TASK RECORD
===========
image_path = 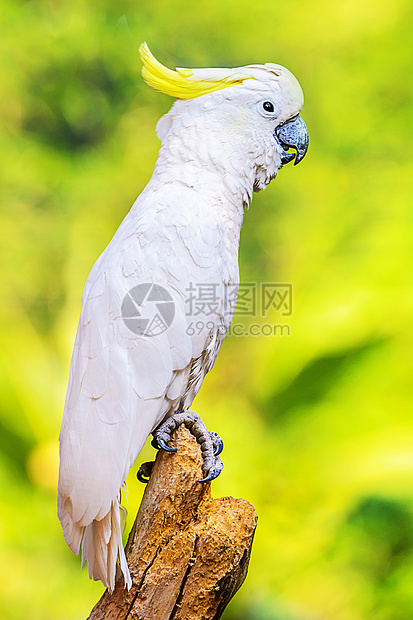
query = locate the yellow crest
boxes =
[139,43,253,99]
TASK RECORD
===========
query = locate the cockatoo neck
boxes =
[151,94,282,213]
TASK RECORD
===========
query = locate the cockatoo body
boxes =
[58,44,308,591]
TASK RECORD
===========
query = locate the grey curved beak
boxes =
[274,115,309,166]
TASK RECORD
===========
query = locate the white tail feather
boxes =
[59,495,131,592]
[81,500,132,592]
[58,495,84,555]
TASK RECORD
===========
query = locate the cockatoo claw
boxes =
[199,455,224,483]
[210,431,224,456]
[152,410,224,483]
[156,436,178,453]
[137,460,155,483]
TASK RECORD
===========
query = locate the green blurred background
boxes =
[1,0,412,618]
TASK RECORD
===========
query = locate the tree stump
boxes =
[88,425,258,619]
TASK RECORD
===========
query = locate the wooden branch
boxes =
[88,425,258,620]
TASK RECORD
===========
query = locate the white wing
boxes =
[58,183,238,590]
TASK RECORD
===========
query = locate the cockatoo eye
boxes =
[259,100,278,118]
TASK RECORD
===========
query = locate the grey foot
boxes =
[137,460,154,484]
[153,410,224,483]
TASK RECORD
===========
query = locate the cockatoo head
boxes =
[139,44,309,197]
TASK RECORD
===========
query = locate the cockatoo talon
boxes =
[137,460,155,483]
[156,437,178,453]
[199,456,224,483]
[210,431,224,456]
[153,410,224,482]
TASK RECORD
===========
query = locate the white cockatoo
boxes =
[58,43,309,591]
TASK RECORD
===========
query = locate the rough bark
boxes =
[88,425,258,620]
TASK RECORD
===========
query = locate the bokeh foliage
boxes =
[1,0,412,618]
